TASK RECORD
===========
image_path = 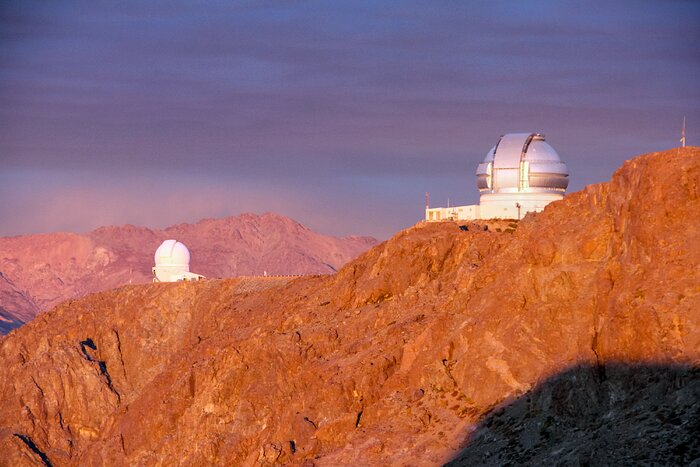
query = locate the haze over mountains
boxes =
[0,148,697,465]
[0,213,377,334]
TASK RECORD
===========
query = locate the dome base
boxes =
[479,192,564,219]
[425,192,563,222]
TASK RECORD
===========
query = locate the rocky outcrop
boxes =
[0,213,377,334]
[0,147,698,465]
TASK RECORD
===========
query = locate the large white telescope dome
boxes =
[152,239,204,282]
[476,133,569,194]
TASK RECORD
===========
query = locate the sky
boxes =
[1,1,698,239]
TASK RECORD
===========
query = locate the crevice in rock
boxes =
[18,345,28,365]
[231,346,247,368]
[98,361,118,397]
[591,289,607,384]
[80,338,97,361]
[113,328,128,382]
[79,338,121,402]
[348,265,358,307]
[188,371,196,399]
[13,433,53,467]
[591,331,607,382]
[355,410,363,428]
[30,376,45,398]
[303,416,317,429]
[289,440,296,454]
[442,358,458,386]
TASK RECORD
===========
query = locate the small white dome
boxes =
[154,239,190,268]
[153,240,191,282]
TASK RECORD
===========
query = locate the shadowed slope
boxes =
[446,363,700,466]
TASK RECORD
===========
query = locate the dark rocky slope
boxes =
[447,363,700,465]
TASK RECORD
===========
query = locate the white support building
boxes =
[426,133,569,221]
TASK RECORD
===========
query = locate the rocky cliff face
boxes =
[0,148,698,466]
[0,213,377,334]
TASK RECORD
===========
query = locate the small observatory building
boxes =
[426,133,569,221]
[152,239,205,282]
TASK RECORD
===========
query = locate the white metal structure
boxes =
[152,239,205,282]
[681,117,686,147]
[426,133,569,221]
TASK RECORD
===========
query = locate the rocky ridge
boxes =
[0,147,698,465]
[0,213,377,334]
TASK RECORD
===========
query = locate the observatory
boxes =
[152,239,205,282]
[426,133,569,221]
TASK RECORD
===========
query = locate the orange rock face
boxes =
[0,148,698,466]
[0,213,377,333]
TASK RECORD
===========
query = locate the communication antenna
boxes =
[425,191,429,209]
[680,116,686,148]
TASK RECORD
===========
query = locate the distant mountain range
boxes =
[0,212,377,334]
[0,148,698,465]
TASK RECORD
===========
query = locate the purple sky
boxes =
[1,1,698,239]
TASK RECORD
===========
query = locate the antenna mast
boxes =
[425,191,429,209]
[681,116,686,148]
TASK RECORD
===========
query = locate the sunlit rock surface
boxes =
[0,148,698,465]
